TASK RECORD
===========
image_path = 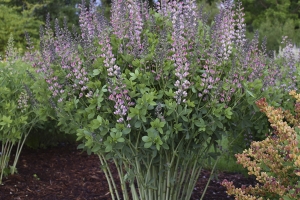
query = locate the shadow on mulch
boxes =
[0,144,256,200]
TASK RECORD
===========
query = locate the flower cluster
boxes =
[126,0,144,56]
[78,3,95,41]
[212,3,235,61]
[222,92,300,199]
[111,0,148,57]
[280,37,298,91]
[5,34,18,63]
[100,36,134,123]
[198,59,220,98]
[170,1,193,104]
[234,1,246,47]
[111,0,129,40]
[17,92,30,113]
[33,13,94,102]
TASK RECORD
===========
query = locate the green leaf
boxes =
[93,69,100,76]
[282,196,293,200]
[117,138,125,142]
[186,100,195,107]
[222,83,230,91]
[116,132,122,138]
[110,132,116,138]
[135,121,142,128]
[181,115,189,122]
[144,142,152,148]
[165,89,174,97]
[195,119,206,128]
[77,143,85,149]
[1,116,12,125]
[156,143,160,150]
[105,145,112,152]
[174,123,183,133]
[225,107,233,119]
[246,89,255,98]
[132,59,141,67]
[215,120,223,129]
[142,136,150,142]
[141,116,147,122]
[91,145,100,152]
[122,128,131,134]
[74,97,79,109]
[162,143,169,150]
[88,112,95,119]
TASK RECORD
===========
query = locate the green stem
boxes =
[106,158,121,200]
[0,140,14,184]
[184,159,201,200]
[11,118,37,175]
[98,154,119,200]
[130,183,139,200]
[200,155,221,200]
[179,160,191,199]
[145,154,155,200]
[134,155,143,200]
[165,151,170,200]
[188,165,203,197]
[169,153,180,199]
[0,141,9,184]
[113,158,129,200]
[158,154,163,200]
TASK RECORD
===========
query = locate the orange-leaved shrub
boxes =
[222,90,300,200]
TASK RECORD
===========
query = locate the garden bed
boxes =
[0,144,257,200]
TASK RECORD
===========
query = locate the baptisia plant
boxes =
[29,0,259,199]
[0,35,45,184]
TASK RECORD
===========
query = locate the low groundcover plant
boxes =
[222,90,300,199]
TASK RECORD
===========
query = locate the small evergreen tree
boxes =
[0,2,43,55]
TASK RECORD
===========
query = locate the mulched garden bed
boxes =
[0,144,257,200]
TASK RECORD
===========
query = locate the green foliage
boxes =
[242,0,300,50]
[0,0,84,56]
[25,120,77,149]
[0,58,36,183]
[26,0,82,30]
[30,3,248,199]
[29,0,300,198]
[0,1,43,55]
[16,0,300,199]
[0,36,57,183]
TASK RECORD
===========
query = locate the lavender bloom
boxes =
[17,92,30,113]
[111,0,147,57]
[234,1,246,48]
[78,2,96,42]
[111,0,129,40]
[281,38,297,91]
[170,1,194,104]
[100,36,134,123]
[211,0,236,62]
[32,12,95,102]
[5,34,18,62]
[127,0,144,53]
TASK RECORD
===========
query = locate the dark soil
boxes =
[0,144,257,200]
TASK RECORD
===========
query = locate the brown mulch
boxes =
[0,144,257,200]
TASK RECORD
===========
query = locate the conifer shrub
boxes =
[222,90,300,200]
